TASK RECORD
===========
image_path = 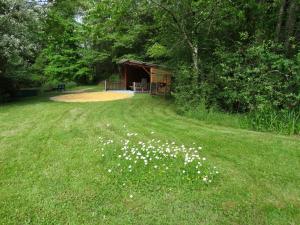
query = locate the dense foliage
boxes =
[0,0,44,99]
[0,0,299,133]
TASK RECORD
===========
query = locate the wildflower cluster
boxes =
[99,131,219,184]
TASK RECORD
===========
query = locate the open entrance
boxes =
[125,66,150,90]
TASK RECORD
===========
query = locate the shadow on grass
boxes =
[0,92,65,107]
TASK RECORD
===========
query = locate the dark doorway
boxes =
[125,66,150,90]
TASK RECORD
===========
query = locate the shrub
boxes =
[173,42,300,134]
[41,79,61,92]
[214,41,300,113]
[108,74,121,82]
[65,81,77,89]
[173,64,201,113]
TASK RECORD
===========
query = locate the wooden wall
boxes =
[150,68,172,95]
[150,68,171,84]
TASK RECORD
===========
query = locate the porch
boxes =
[104,80,150,93]
[104,60,172,96]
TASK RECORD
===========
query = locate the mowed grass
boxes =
[0,93,299,225]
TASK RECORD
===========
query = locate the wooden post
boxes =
[133,82,136,92]
[105,80,107,91]
[150,68,152,95]
[124,66,128,90]
[164,75,167,97]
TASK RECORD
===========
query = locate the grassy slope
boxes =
[0,94,299,225]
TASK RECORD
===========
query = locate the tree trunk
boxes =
[192,45,199,75]
[0,56,6,77]
[296,18,300,43]
[284,0,299,53]
[275,0,287,42]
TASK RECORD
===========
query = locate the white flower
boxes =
[151,131,155,134]
[197,171,201,174]
[108,169,112,173]
[129,194,133,198]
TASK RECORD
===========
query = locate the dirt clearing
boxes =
[50,91,134,102]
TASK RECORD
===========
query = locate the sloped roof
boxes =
[118,59,160,68]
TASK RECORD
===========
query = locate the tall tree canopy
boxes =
[0,0,44,97]
[0,0,299,133]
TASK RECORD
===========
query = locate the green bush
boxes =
[214,41,300,113]
[65,81,77,89]
[108,74,121,82]
[173,42,300,134]
[41,80,61,91]
[173,65,201,113]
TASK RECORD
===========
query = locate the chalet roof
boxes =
[118,59,160,68]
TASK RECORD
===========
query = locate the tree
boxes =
[34,0,95,84]
[151,0,245,74]
[85,0,157,79]
[0,0,44,99]
[275,0,300,54]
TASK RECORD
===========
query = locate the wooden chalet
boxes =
[105,60,172,96]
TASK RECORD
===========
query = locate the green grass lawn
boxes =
[0,93,299,225]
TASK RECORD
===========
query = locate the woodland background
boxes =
[0,0,299,134]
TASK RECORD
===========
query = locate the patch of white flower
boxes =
[126,132,138,137]
[99,137,114,146]
[99,130,219,184]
